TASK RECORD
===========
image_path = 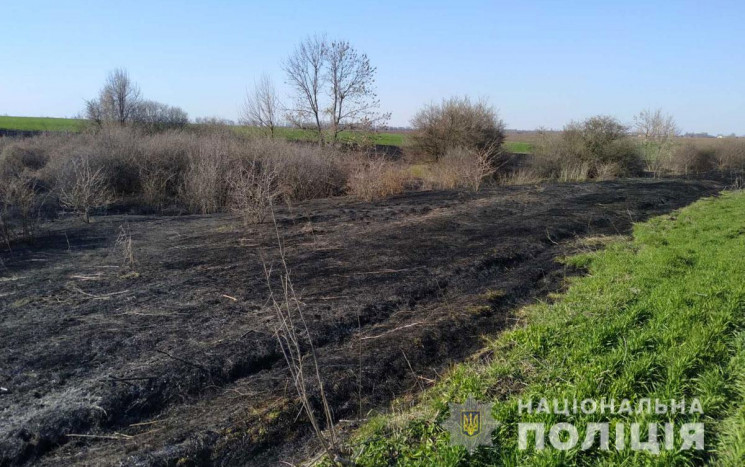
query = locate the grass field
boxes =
[503,141,532,154]
[0,116,541,153]
[350,190,745,465]
[233,126,409,146]
[0,115,87,132]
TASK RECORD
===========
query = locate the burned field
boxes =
[0,179,722,466]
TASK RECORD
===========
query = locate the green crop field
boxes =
[234,126,409,147]
[0,115,87,132]
[349,190,745,465]
[0,116,535,153]
[504,141,533,154]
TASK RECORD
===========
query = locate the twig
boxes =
[360,322,423,341]
[401,349,424,392]
[129,420,163,427]
[68,285,129,300]
[66,433,132,440]
[545,228,558,245]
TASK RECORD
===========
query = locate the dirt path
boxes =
[0,179,721,466]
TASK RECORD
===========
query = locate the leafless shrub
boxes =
[0,176,42,246]
[262,217,345,464]
[669,143,716,175]
[715,138,745,171]
[228,159,283,224]
[411,96,505,159]
[728,175,744,191]
[179,136,231,214]
[114,224,135,269]
[346,157,409,201]
[58,156,113,223]
[252,139,347,201]
[136,132,191,209]
[0,144,50,176]
[595,162,621,181]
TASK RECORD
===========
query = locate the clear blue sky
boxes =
[2,0,743,134]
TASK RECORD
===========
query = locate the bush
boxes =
[57,156,113,223]
[426,147,496,191]
[562,116,643,176]
[346,157,409,201]
[411,96,505,159]
[179,135,231,214]
[0,145,49,176]
[670,143,716,175]
[228,158,283,224]
[0,175,42,245]
[527,117,642,180]
[715,138,745,171]
[255,139,347,201]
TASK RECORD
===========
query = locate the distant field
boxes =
[0,115,87,132]
[503,141,532,154]
[234,126,409,147]
[0,116,539,153]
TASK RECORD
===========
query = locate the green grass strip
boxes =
[351,191,745,466]
[0,115,87,132]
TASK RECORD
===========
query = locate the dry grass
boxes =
[114,224,136,269]
[424,146,497,191]
[347,157,409,201]
[498,168,544,186]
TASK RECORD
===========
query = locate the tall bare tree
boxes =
[326,40,386,143]
[634,109,678,143]
[634,109,678,176]
[242,74,282,138]
[284,35,386,146]
[284,35,328,145]
[86,68,142,126]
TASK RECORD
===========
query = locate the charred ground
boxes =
[0,178,722,466]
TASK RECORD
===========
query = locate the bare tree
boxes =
[284,35,328,145]
[326,40,387,143]
[284,35,386,146]
[242,74,282,138]
[134,100,189,132]
[634,109,678,143]
[634,109,678,176]
[86,69,142,126]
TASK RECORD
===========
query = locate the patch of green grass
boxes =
[504,141,533,154]
[233,126,408,147]
[0,115,87,132]
[350,191,745,465]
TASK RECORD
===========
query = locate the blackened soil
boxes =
[0,179,722,466]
